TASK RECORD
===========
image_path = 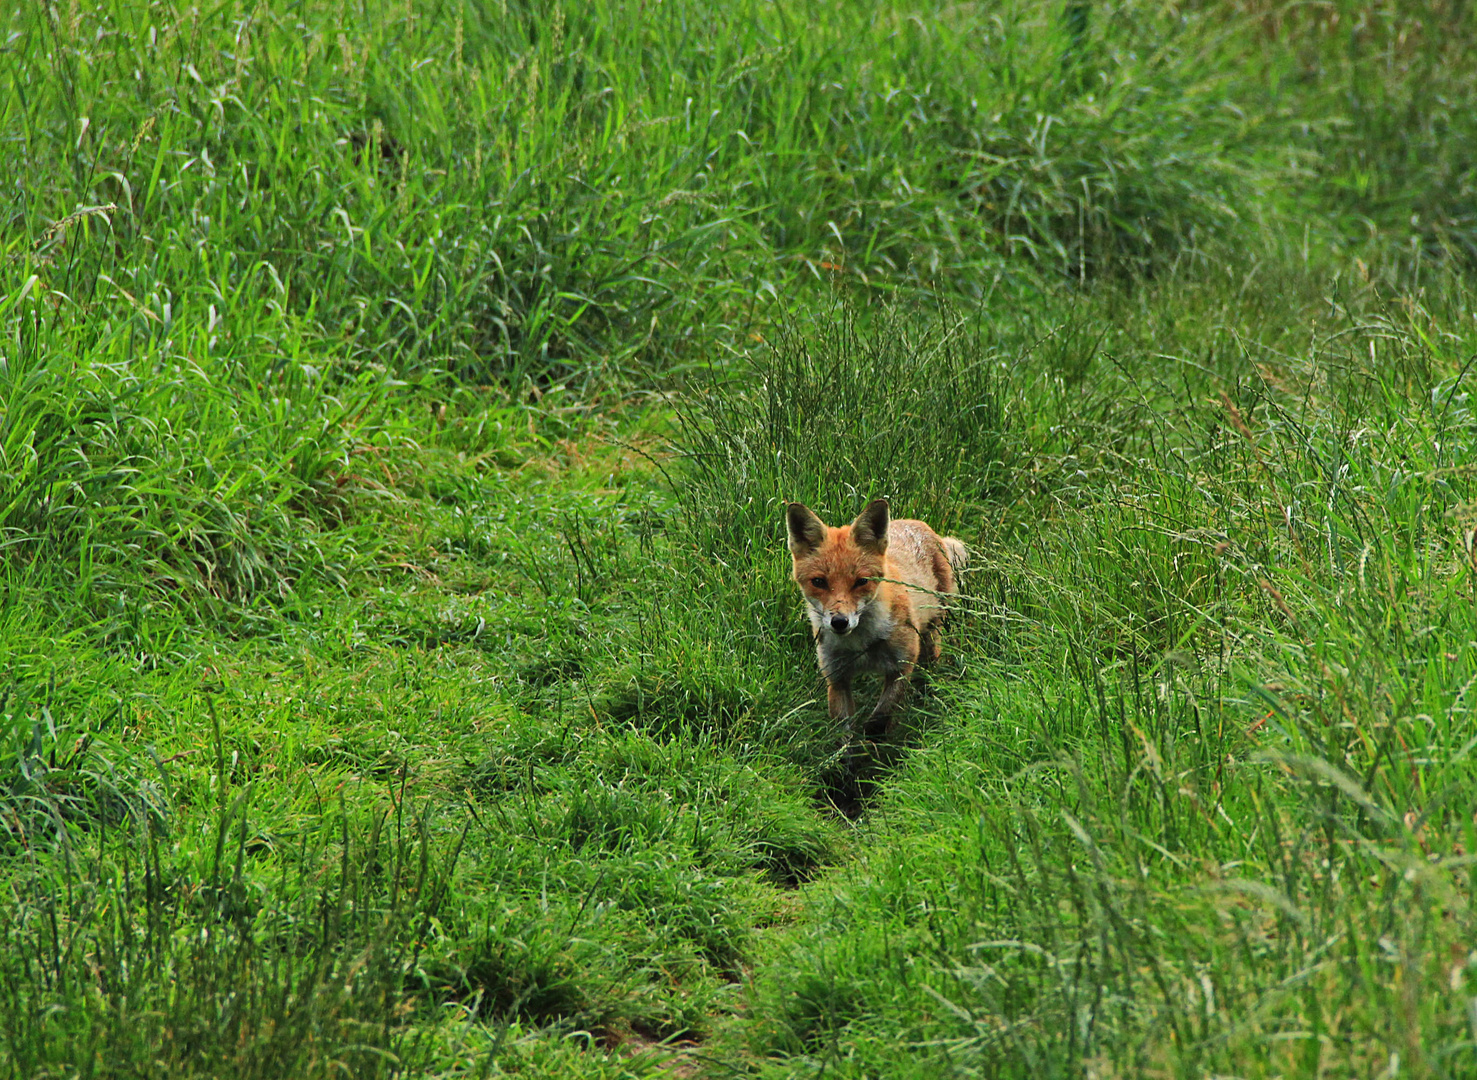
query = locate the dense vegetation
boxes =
[5,0,1477,1075]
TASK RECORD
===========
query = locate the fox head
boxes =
[786,499,890,636]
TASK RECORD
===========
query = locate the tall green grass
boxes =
[6,0,1477,1076]
[1251,0,1477,267]
[4,0,1296,398]
[675,303,1011,563]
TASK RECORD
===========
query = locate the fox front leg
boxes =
[827,679,857,727]
[861,665,914,739]
[819,643,858,731]
[863,628,920,739]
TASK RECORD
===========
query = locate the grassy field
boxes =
[5,0,1477,1075]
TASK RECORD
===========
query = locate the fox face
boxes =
[795,555,884,635]
[786,500,889,637]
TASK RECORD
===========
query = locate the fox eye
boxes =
[809,576,828,589]
[855,576,871,588]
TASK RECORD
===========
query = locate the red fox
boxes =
[786,499,968,739]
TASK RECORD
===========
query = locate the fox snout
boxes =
[807,592,869,637]
[826,610,858,635]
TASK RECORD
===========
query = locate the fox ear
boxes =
[786,502,827,555]
[851,499,890,551]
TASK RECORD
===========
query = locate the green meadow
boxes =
[5,0,1477,1075]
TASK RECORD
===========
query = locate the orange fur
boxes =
[786,499,968,739]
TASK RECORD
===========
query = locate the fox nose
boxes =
[829,614,850,634]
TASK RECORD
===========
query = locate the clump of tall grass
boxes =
[0,792,447,1079]
[0,692,164,848]
[0,336,393,616]
[934,1,1278,278]
[674,303,1011,573]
